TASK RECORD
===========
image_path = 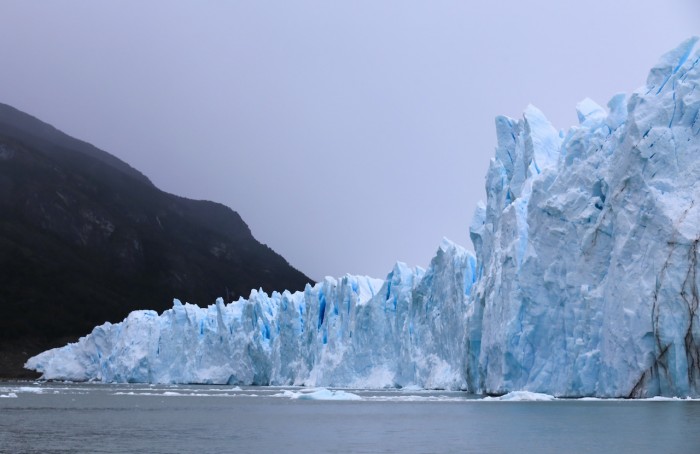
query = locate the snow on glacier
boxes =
[26,37,700,397]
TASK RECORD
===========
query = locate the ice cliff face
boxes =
[469,37,700,397]
[27,38,700,397]
[27,240,476,390]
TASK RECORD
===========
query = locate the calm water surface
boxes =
[1,382,700,453]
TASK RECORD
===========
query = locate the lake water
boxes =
[1,382,700,453]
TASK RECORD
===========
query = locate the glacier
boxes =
[27,239,476,390]
[26,37,700,397]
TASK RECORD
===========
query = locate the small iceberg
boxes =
[483,391,556,401]
[275,388,363,401]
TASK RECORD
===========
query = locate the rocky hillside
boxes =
[0,103,312,378]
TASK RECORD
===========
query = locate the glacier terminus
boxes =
[26,37,700,398]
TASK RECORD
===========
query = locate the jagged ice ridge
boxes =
[27,240,475,389]
[27,38,700,397]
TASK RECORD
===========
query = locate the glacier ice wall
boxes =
[469,37,700,397]
[27,240,476,389]
[26,38,700,397]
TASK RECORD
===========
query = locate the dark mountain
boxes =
[0,103,312,378]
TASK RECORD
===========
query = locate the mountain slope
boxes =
[0,103,312,378]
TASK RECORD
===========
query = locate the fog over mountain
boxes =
[0,1,697,280]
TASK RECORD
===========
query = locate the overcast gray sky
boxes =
[0,1,698,280]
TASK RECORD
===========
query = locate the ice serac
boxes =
[470,36,700,397]
[26,38,700,398]
[27,240,476,389]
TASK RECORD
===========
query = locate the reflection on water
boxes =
[1,382,700,453]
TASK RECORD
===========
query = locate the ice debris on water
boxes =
[25,37,700,398]
[275,388,363,401]
[482,391,556,402]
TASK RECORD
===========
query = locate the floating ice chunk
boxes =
[279,388,363,401]
[14,387,44,394]
[399,384,425,392]
[483,391,556,402]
